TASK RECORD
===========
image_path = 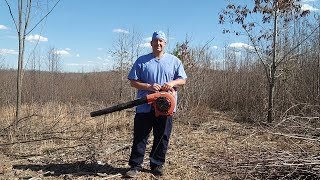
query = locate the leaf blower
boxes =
[90,87,176,117]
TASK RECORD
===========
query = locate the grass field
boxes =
[0,103,319,179]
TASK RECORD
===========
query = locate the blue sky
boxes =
[0,0,319,72]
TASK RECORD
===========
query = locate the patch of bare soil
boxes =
[0,105,319,179]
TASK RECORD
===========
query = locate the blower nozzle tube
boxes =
[90,97,148,117]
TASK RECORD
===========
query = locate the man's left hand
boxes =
[162,82,174,91]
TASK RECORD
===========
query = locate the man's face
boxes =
[151,38,166,53]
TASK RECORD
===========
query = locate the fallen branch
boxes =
[270,132,320,142]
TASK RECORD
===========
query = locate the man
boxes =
[125,31,187,177]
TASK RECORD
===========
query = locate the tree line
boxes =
[1,0,319,124]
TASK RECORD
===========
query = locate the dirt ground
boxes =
[0,107,319,180]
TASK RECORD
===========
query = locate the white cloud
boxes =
[301,4,319,11]
[26,34,48,43]
[66,63,93,67]
[0,25,9,30]
[113,28,129,34]
[97,48,104,51]
[66,61,107,67]
[0,48,18,55]
[229,42,254,50]
[212,45,218,49]
[144,37,152,42]
[65,57,115,72]
[139,42,151,48]
[54,50,70,56]
[76,54,80,57]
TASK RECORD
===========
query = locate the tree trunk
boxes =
[267,72,275,123]
[317,23,320,102]
[15,0,24,130]
[267,3,278,123]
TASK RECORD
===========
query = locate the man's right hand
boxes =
[148,83,161,92]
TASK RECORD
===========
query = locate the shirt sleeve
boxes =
[174,60,187,80]
[128,60,140,80]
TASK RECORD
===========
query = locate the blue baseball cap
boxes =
[152,31,167,42]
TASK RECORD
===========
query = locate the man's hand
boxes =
[148,83,162,92]
[161,82,174,91]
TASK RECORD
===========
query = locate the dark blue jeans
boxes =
[128,111,173,169]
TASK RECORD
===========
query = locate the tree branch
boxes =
[276,23,320,66]
[4,0,18,32]
[26,0,61,35]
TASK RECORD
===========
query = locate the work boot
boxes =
[124,168,139,178]
[151,165,163,176]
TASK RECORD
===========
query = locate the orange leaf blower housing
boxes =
[90,87,176,117]
[146,87,175,116]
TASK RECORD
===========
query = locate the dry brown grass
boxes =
[0,103,319,179]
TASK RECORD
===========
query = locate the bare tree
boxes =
[47,47,61,102]
[110,29,142,101]
[111,32,129,100]
[47,47,61,73]
[4,0,61,130]
[219,0,311,123]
